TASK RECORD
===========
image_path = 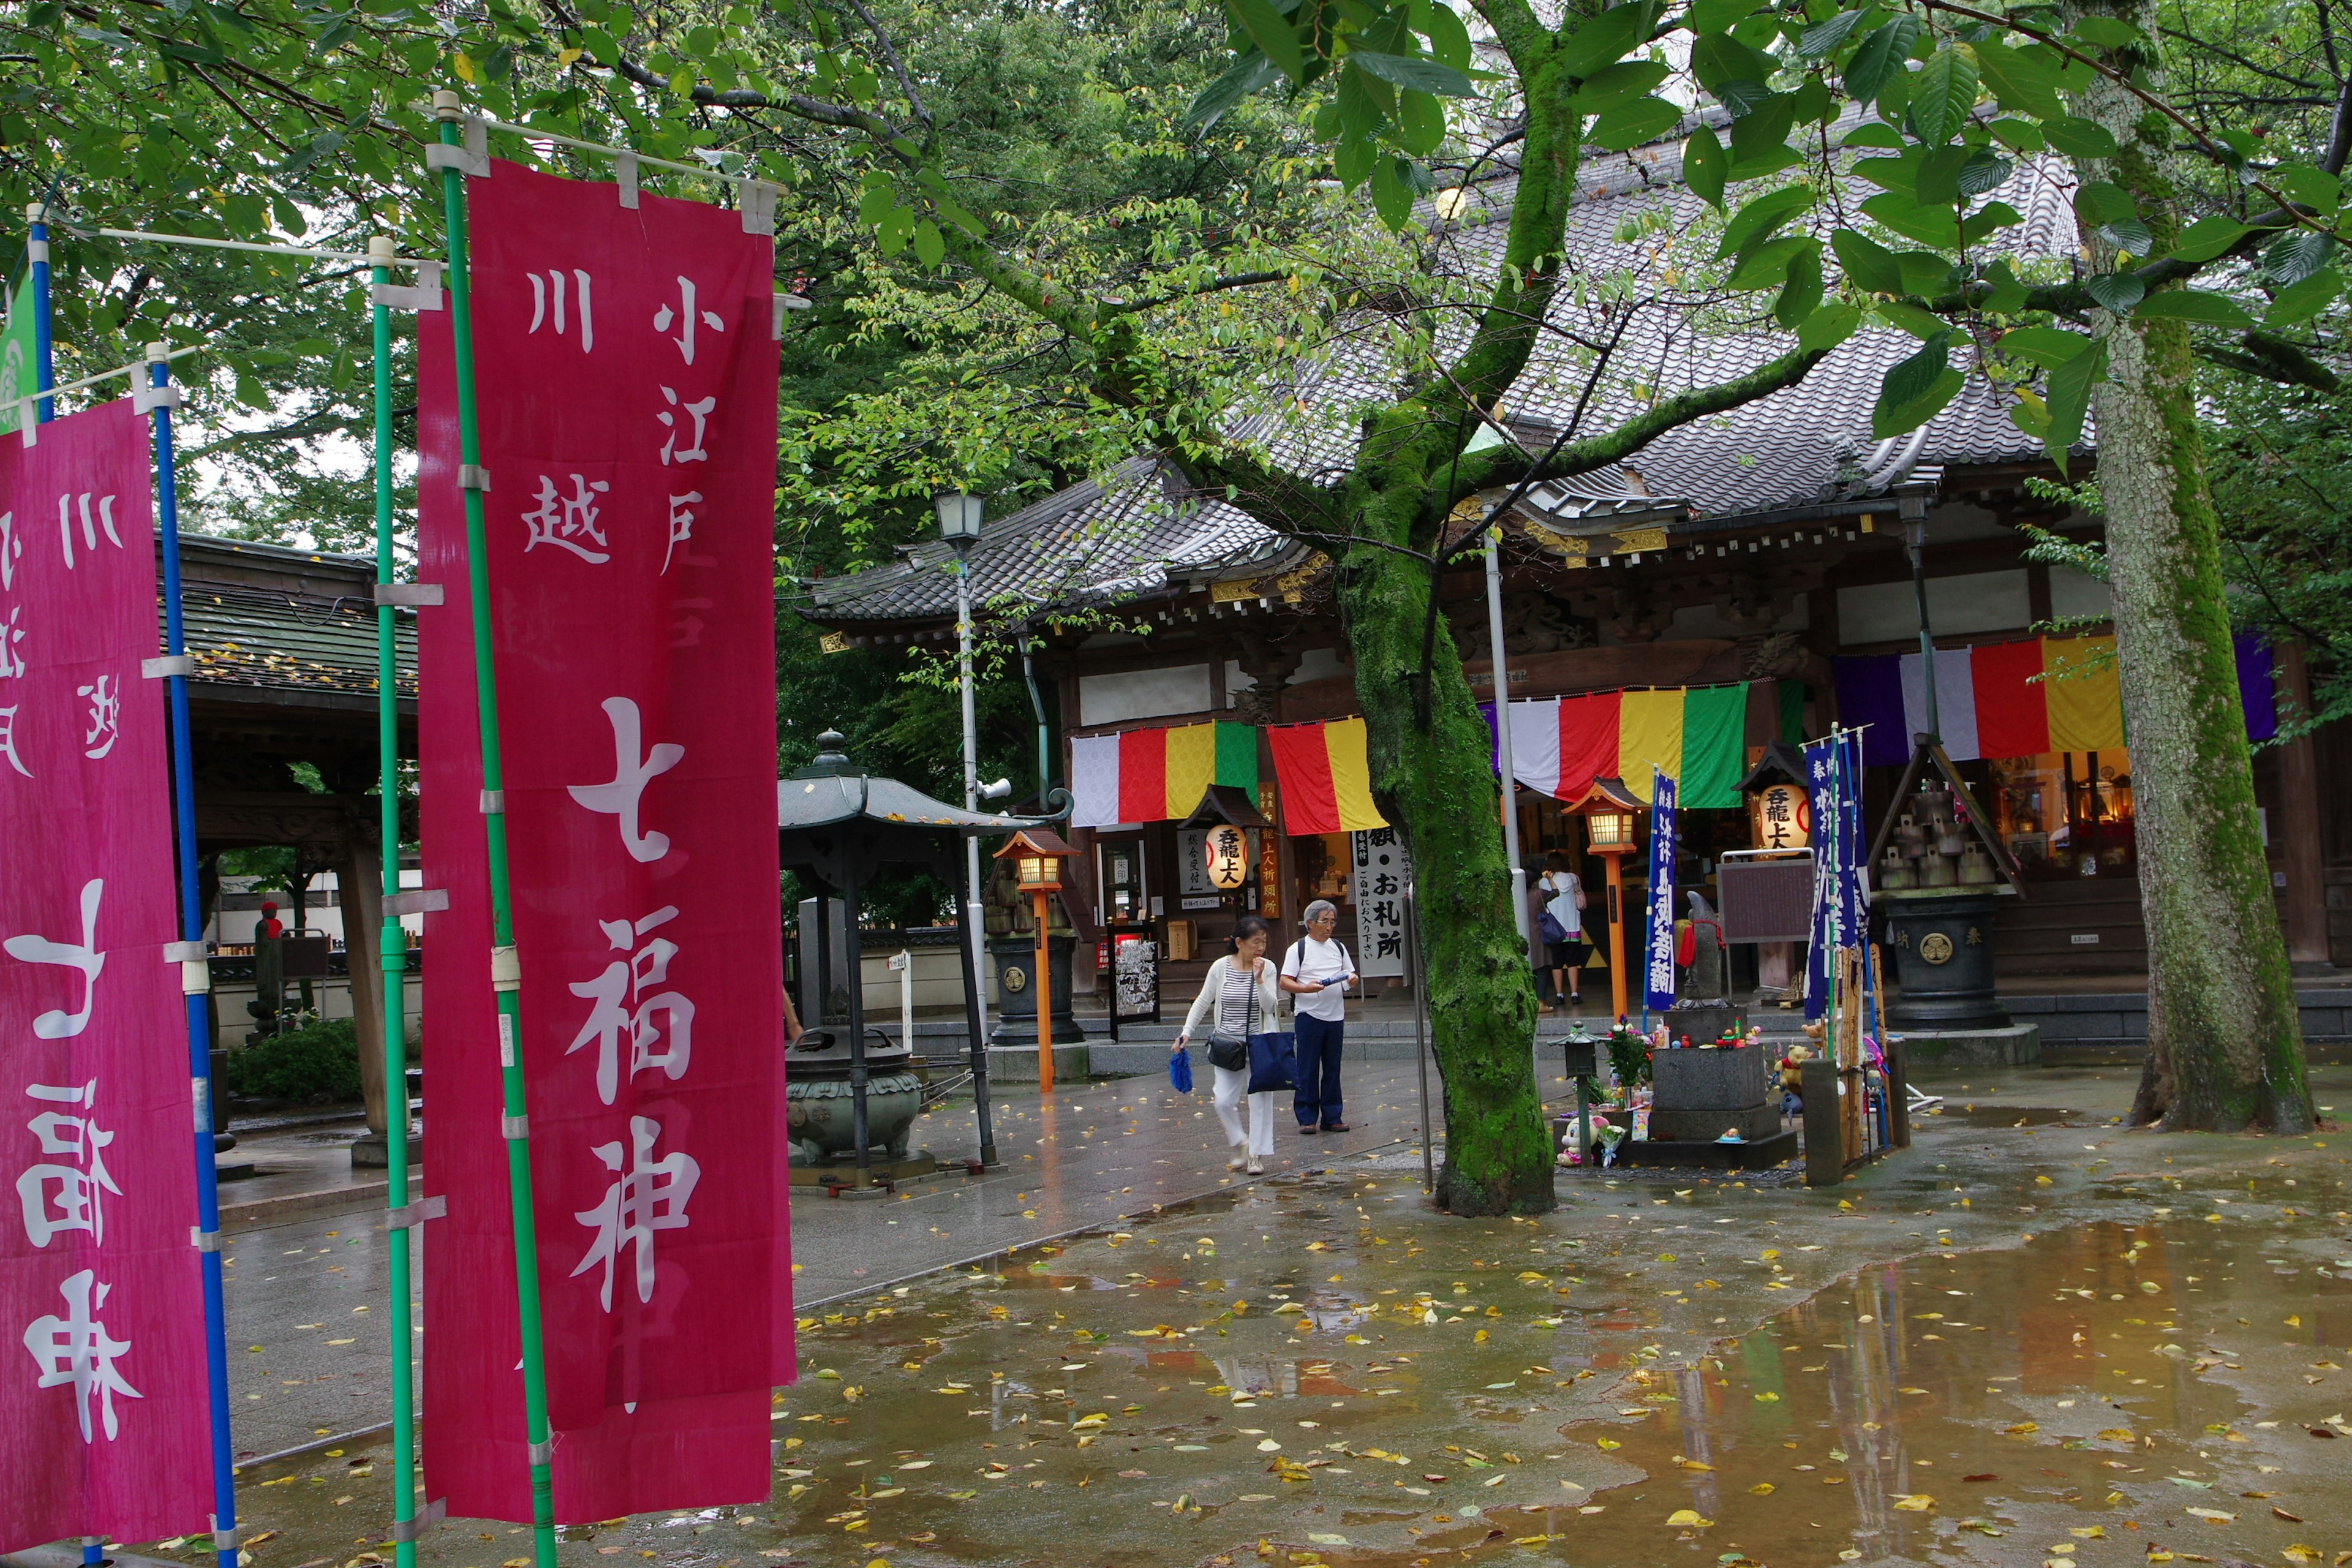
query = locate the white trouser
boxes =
[1213,1064,1278,1156]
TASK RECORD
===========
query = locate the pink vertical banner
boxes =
[0,400,213,1549]
[419,161,792,1523]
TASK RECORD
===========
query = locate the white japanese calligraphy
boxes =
[0,707,26,778]
[526,268,595,352]
[56,494,120,571]
[656,388,714,466]
[663,492,701,575]
[77,674,119,760]
[566,905,695,1105]
[4,878,104,1039]
[23,1269,140,1442]
[652,277,725,366]
[570,1115,699,1311]
[17,1080,118,1247]
[520,473,613,565]
[0,606,24,679]
[567,698,683,863]
[0,510,20,590]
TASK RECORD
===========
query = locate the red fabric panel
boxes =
[1969,638,2049,757]
[1268,723,1340,834]
[1556,690,1623,802]
[419,161,788,1525]
[1117,728,1167,823]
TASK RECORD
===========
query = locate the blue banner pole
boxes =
[145,342,240,1568]
[28,200,53,423]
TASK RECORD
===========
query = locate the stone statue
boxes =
[1678,890,1727,1004]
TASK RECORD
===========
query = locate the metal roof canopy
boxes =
[775,729,1072,1183]
[1178,783,1270,831]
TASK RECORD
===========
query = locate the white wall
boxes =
[1080,663,1213,725]
[1837,568,2031,646]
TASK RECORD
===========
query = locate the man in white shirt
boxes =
[1280,900,1358,1133]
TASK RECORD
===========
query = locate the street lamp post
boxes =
[1901,494,1939,744]
[937,489,989,1050]
[1483,521,1528,947]
[1577,779,1646,1024]
[996,829,1074,1093]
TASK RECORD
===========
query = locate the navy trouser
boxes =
[1294,1014,1345,1127]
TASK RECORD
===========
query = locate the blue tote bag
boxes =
[1169,1046,1194,1093]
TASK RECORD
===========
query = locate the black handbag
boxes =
[1206,960,1257,1071]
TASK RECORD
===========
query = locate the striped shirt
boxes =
[1216,961,1260,1038]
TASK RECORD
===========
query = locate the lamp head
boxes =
[979,777,1013,802]
[934,490,984,549]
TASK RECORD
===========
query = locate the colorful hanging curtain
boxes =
[1493,684,1750,808]
[1267,717,1387,834]
[1069,720,1259,829]
[1832,635,2277,763]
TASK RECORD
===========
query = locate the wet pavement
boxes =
[80,1065,2352,1568]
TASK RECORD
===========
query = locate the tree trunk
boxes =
[1338,507,1555,1215]
[2070,0,2311,1133]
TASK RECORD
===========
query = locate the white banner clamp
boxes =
[390,1499,448,1543]
[616,150,641,209]
[458,464,491,492]
[374,582,445,608]
[424,119,490,178]
[739,179,778,235]
[17,402,36,446]
[143,654,194,679]
[191,1227,222,1253]
[527,1438,555,1466]
[479,788,505,814]
[382,1194,448,1232]
[502,1113,530,1141]
[130,382,184,415]
[490,944,522,991]
[193,1075,211,1134]
[386,888,448,918]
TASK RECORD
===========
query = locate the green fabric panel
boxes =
[1679,683,1750,807]
[1215,720,1260,794]
[1779,679,1809,746]
[0,273,36,436]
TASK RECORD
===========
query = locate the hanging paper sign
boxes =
[1750,780,1811,850]
[418,161,790,1523]
[0,401,212,1549]
[1202,824,1250,890]
[1350,827,1410,978]
[1644,769,1679,1014]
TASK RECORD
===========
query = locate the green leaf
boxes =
[858,182,895,225]
[1684,124,1728,209]
[2129,289,2253,328]
[1796,7,1870,59]
[2262,229,2334,287]
[1336,63,1387,140]
[1224,0,1304,82]
[2084,271,2144,313]
[1910,45,1979,145]
[1728,92,1797,170]
[2162,214,2252,265]
[1558,2,1656,80]
[1860,190,1964,248]
[1988,118,2046,153]
[1775,241,1825,325]
[1913,143,1969,206]
[1899,251,1957,295]
[1370,153,1414,229]
[2266,266,2343,326]
[1591,94,1681,149]
[1997,325,2090,368]
[1728,233,1812,289]
[1842,119,1905,149]
[1689,31,1776,91]
[2273,163,2343,213]
[1798,301,1863,353]
[1841,15,1921,103]
[1967,39,2062,119]
[1684,0,1760,34]
[2072,180,2135,226]
[1571,58,1671,113]
[1348,47,1479,96]
[2041,115,2118,159]
[936,198,987,237]
[1425,0,1472,69]
[1716,183,1811,259]
[1335,130,1378,189]
[1397,87,1446,153]
[1831,227,1905,293]
[1978,258,2030,314]
[2008,388,2049,441]
[912,219,945,266]
[1877,299,1948,339]
[1186,51,1282,129]
[2043,331,2108,473]
[2067,15,2144,48]
[1873,332,1964,437]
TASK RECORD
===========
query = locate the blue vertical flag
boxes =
[1644,767,1679,1014]
[1803,739,1838,1021]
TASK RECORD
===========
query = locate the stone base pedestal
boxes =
[1890,1023,2041,1067]
[1651,1045,1771,1109]
[1649,1102,1784,1144]
[349,1130,421,1169]
[1664,1003,1747,1043]
[1620,1129,1798,1169]
[987,1042,1090,1084]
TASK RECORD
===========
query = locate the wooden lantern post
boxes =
[995,828,1074,1093]
[1575,778,1647,1024]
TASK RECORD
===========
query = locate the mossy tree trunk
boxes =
[2068,0,2311,1133]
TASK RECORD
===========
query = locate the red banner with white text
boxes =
[418,161,792,1523]
[0,401,213,1548]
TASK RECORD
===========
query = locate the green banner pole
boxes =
[367,233,424,1568]
[432,90,559,1564]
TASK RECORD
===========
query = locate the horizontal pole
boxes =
[465,113,775,184]
[98,227,434,268]
[37,342,203,402]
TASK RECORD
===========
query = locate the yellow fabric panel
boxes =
[1616,689,1686,802]
[1324,717,1389,831]
[1161,722,1219,819]
[2043,636,2125,751]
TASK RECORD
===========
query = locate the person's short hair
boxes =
[1232,913,1272,948]
[1544,851,1570,873]
[1303,899,1338,925]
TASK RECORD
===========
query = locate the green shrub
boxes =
[224,1017,363,1104]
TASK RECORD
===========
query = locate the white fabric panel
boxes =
[1508,696,1562,796]
[1078,663,1212,725]
[1899,649,1980,762]
[1069,733,1123,828]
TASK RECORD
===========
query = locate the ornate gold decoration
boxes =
[1919,931,1955,965]
[1002,964,1029,993]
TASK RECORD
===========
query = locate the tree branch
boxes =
[2196,330,2343,392]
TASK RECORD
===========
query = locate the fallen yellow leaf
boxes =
[1665,1509,1712,1527]
[1893,1494,1935,1512]
[1750,1482,1776,1495]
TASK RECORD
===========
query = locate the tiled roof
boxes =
[172,537,418,701]
[812,123,2087,626]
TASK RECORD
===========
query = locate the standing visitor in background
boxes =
[1280,899,1355,1134]
[1174,914,1284,1175]
[1537,851,1588,1011]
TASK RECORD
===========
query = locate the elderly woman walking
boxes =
[1280,899,1356,1134]
[1174,913,1284,1175]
